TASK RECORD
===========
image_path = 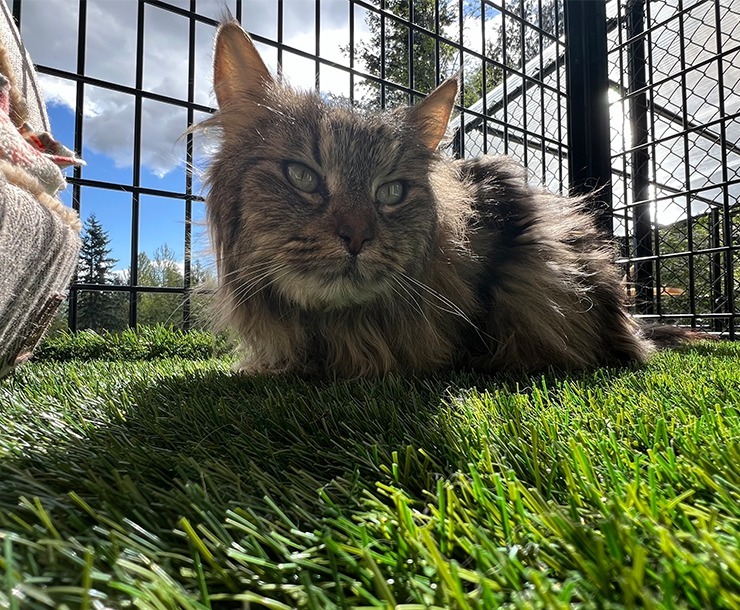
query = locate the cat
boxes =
[201,20,689,378]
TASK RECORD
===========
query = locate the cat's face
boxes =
[207,22,458,310]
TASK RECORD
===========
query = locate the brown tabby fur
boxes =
[202,21,667,378]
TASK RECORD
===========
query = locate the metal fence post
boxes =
[564,0,612,236]
[626,0,654,315]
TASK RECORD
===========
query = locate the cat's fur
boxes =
[202,21,670,377]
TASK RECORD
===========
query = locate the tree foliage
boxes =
[349,0,560,113]
[127,245,216,330]
[349,0,458,109]
[492,0,561,71]
[52,216,216,335]
[77,214,116,288]
[136,245,184,328]
[76,214,127,333]
[654,212,739,330]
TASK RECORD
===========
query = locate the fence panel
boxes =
[608,0,739,337]
[13,0,738,338]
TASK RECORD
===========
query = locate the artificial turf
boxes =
[0,328,738,608]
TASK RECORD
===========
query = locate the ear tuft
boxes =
[213,21,273,109]
[408,78,458,150]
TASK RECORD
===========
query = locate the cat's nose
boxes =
[336,215,375,256]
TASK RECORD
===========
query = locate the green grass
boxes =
[0,328,739,609]
[33,326,233,362]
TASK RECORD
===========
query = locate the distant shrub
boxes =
[34,325,234,362]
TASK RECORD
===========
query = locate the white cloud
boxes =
[23,0,368,178]
[25,0,506,177]
[36,75,78,112]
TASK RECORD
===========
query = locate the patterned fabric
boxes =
[0,18,84,378]
[0,73,84,196]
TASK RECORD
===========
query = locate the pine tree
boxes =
[349,0,458,109]
[492,0,561,71]
[348,0,559,112]
[76,214,127,332]
[78,214,116,285]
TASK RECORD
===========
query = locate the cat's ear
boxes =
[213,21,273,109]
[409,78,458,150]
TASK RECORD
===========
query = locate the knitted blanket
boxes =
[0,5,85,378]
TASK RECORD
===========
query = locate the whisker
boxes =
[218,262,285,287]
[229,262,290,300]
[228,266,289,311]
[189,263,290,329]
[400,273,475,324]
[236,268,293,307]
[399,272,495,345]
[392,277,430,324]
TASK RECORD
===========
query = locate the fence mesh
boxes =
[11,0,738,337]
[608,0,739,337]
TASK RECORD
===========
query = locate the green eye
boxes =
[284,162,319,193]
[376,180,405,206]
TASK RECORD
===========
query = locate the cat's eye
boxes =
[376,181,405,206]
[284,162,319,193]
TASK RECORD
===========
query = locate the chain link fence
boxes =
[609,0,739,337]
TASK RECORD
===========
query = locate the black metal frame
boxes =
[564,0,611,233]
[11,0,739,337]
[14,0,216,330]
[608,0,738,337]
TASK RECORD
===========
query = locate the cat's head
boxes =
[206,21,463,311]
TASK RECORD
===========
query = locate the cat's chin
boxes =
[274,269,391,310]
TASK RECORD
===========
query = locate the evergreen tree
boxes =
[349,0,458,109]
[349,0,559,112]
[492,0,561,71]
[78,214,116,285]
[76,214,127,332]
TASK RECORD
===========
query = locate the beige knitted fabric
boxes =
[0,4,81,378]
[0,167,80,376]
[0,1,48,132]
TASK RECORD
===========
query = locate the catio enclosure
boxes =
[11,0,740,337]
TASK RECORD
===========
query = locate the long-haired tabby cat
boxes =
[202,21,686,378]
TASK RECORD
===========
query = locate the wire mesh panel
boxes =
[12,0,219,332]
[454,0,569,195]
[12,0,570,333]
[29,0,740,340]
[608,0,739,337]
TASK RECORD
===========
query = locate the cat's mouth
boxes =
[274,264,391,309]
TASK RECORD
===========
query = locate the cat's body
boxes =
[204,22,664,377]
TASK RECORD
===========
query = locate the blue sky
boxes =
[50,103,210,273]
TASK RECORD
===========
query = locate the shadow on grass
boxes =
[2,344,733,607]
[0,367,500,534]
[0,362,566,498]
[0,345,705,538]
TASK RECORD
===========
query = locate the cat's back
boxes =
[449,154,654,372]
